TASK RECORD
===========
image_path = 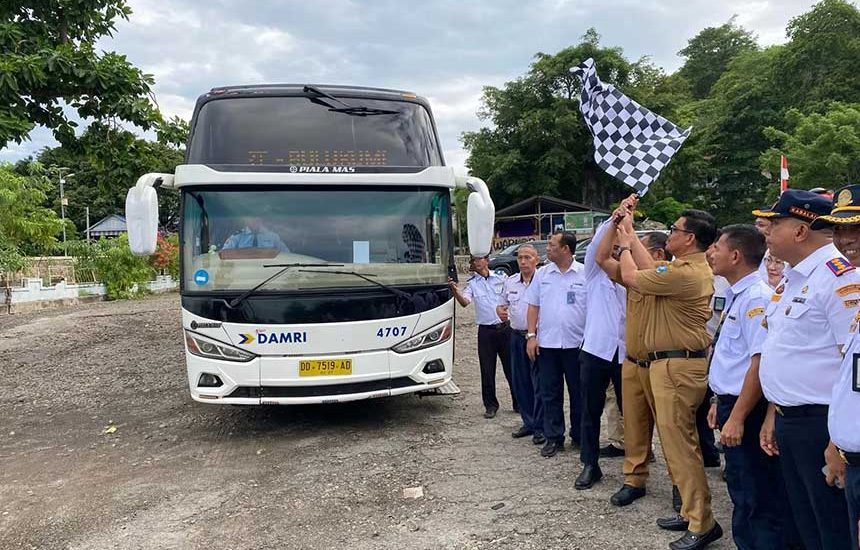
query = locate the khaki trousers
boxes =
[650,357,714,533]
[621,359,655,488]
[604,381,624,447]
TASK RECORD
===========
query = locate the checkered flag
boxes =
[571,58,691,195]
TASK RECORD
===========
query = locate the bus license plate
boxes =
[299,359,352,377]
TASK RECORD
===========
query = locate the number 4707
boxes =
[377,326,407,337]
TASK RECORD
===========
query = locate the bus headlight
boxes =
[185,331,256,362]
[392,320,452,353]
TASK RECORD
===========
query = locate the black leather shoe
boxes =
[575,465,603,490]
[599,444,625,458]
[540,440,563,458]
[511,426,533,438]
[669,522,723,550]
[610,484,646,506]
[532,433,546,445]
[483,408,497,419]
[703,455,721,468]
[657,514,690,532]
[672,485,682,513]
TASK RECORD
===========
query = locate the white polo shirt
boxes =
[581,220,626,362]
[759,243,860,406]
[462,271,507,326]
[708,271,770,397]
[829,330,860,453]
[525,260,587,349]
[498,272,534,331]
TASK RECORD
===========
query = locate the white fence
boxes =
[2,275,178,314]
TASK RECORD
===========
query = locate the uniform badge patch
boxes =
[746,307,764,318]
[656,265,669,273]
[801,285,809,294]
[837,283,860,296]
[826,257,855,277]
[775,284,785,295]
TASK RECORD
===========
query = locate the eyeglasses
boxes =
[669,225,694,235]
[764,257,783,265]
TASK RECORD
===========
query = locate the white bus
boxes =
[126,84,494,405]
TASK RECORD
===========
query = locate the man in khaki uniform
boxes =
[616,209,721,550]
[597,198,667,507]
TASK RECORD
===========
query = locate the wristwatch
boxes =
[526,332,537,340]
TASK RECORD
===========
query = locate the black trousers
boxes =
[717,396,786,550]
[579,349,621,466]
[477,324,514,412]
[538,347,581,444]
[775,409,852,550]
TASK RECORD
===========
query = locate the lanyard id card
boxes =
[854,354,860,393]
[567,291,576,304]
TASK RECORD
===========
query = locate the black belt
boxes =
[479,322,509,330]
[773,404,828,417]
[839,449,860,466]
[716,393,738,403]
[512,329,529,337]
[626,356,651,368]
[647,349,707,361]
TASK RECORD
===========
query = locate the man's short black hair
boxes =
[644,231,673,261]
[719,224,766,268]
[680,209,718,251]
[553,231,578,254]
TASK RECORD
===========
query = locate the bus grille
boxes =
[225,377,419,398]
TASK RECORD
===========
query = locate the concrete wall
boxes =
[2,275,178,314]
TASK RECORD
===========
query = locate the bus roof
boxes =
[199,84,431,109]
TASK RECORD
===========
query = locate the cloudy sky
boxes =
[2,0,821,172]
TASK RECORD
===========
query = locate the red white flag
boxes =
[780,155,789,193]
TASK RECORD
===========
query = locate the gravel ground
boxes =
[0,293,732,549]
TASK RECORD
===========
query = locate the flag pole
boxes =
[780,155,789,194]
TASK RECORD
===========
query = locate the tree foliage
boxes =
[761,103,860,189]
[678,17,758,99]
[0,162,64,251]
[0,1,169,148]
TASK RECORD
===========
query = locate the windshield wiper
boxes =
[297,268,409,298]
[227,263,343,308]
[303,85,400,117]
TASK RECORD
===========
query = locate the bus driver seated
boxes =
[222,217,291,253]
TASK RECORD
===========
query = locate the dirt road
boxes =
[0,293,732,549]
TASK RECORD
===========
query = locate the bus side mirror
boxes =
[125,173,173,256]
[456,176,495,257]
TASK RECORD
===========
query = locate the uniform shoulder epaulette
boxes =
[825,257,855,277]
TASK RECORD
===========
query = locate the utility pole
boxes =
[86,207,91,243]
[57,168,75,256]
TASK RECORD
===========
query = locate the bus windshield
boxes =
[187,96,442,167]
[182,187,452,292]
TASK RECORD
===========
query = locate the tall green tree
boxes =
[0,162,64,266]
[0,1,163,147]
[776,0,860,111]
[761,103,860,189]
[678,17,758,100]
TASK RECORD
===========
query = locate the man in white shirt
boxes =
[576,219,626,489]
[754,189,856,549]
[450,255,515,419]
[526,231,587,458]
[810,183,860,549]
[706,224,787,549]
[497,244,544,444]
